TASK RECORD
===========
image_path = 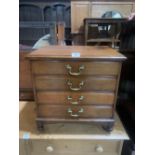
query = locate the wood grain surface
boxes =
[32,61,121,75]
[37,91,115,105]
[34,75,117,91]
[37,105,113,118]
[27,46,126,131]
[19,101,129,140]
[27,46,126,60]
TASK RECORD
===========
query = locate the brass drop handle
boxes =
[67,108,84,117]
[67,80,84,91]
[65,64,85,76]
[67,96,84,105]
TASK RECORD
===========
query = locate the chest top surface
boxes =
[27,45,126,61]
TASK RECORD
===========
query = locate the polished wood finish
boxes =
[27,45,126,60]
[19,101,129,139]
[57,22,66,45]
[38,105,112,118]
[32,61,121,75]
[27,46,126,131]
[37,92,115,105]
[35,76,117,91]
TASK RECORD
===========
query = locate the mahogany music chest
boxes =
[27,46,126,131]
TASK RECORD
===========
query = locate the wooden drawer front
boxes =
[30,140,122,155]
[35,76,117,91]
[37,92,115,105]
[32,61,121,76]
[38,105,112,118]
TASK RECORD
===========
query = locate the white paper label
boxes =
[23,132,30,140]
[71,52,80,58]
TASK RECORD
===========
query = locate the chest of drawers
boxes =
[27,46,126,132]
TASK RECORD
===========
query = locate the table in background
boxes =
[19,101,129,155]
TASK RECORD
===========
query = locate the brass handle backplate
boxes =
[67,96,84,105]
[66,64,85,76]
[67,80,84,91]
[67,108,84,117]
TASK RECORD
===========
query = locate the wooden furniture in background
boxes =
[19,101,129,155]
[20,0,71,46]
[19,23,65,101]
[57,22,66,45]
[32,22,66,49]
[19,45,34,100]
[20,21,65,48]
[71,1,90,34]
[27,46,126,131]
[84,18,127,46]
[71,0,135,34]
[20,22,57,47]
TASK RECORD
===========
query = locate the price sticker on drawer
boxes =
[71,52,80,58]
[23,132,30,140]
